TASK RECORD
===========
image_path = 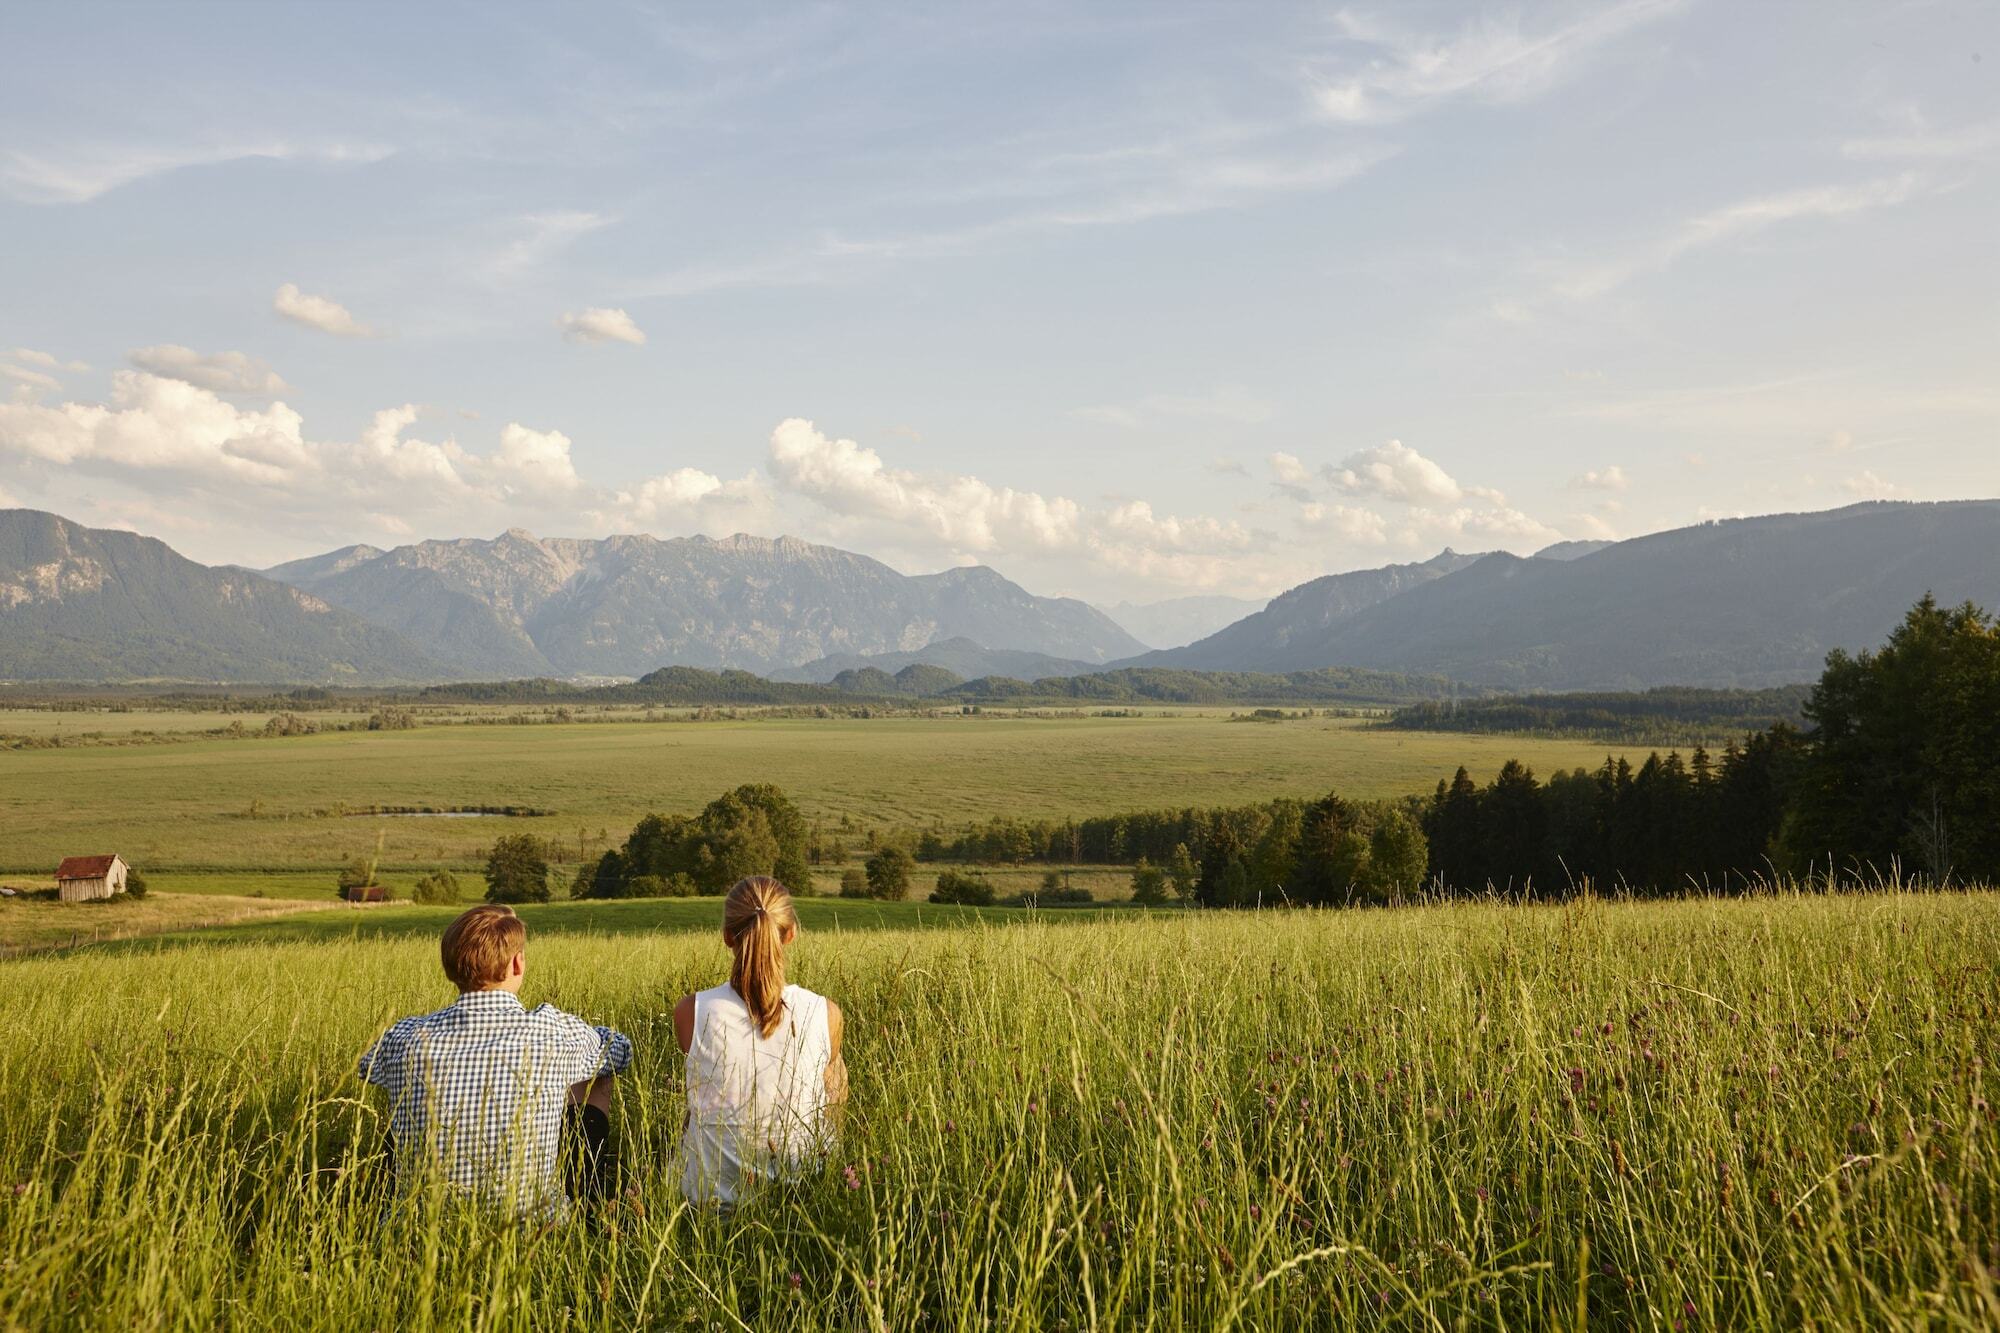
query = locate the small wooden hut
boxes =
[56,854,128,902]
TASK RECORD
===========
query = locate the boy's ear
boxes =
[510,951,525,977]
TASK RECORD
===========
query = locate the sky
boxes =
[1,1,1994,603]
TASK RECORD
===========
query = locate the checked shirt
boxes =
[359,989,632,1215]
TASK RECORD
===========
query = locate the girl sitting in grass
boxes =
[672,875,847,1207]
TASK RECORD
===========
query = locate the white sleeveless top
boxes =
[680,982,834,1207]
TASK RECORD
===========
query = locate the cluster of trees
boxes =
[574,784,811,899]
[1423,734,1800,892]
[1387,685,1809,745]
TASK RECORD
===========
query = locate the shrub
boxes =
[123,870,149,901]
[839,867,869,899]
[411,870,461,905]
[864,847,913,901]
[929,869,996,906]
[628,874,668,898]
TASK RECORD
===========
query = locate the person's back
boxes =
[674,876,846,1207]
[360,904,630,1217]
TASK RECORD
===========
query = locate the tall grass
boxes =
[1,890,1995,1328]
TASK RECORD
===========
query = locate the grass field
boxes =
[1,889,1993,1329]
[0,711,1636,877]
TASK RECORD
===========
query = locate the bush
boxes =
[929,869,996,906]
[839,867,869,899]
[411,870,461,905]
[123,870,149,901]
[484,834,553,904]
[864,847,913,901]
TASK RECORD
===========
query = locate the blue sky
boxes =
[1,1,1994,601]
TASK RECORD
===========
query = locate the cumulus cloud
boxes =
[1268,451,1314,500]
[767,417,1261,585]
[128,345,289,396]
[1298,501,1389,545]
[558,307,647,346]
[1327,439,1471,506]
[1569,465,1628,490]
[1316,1,1681,124]
[274,283,376,337]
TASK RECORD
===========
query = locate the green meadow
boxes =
[2,891,1993,1329]
[0,710,1636,883]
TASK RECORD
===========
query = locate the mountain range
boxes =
[1130,500,2000,689]
[3,500,1993,690]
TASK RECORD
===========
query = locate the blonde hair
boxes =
[440,904,525,991]
[723,876,797,1038]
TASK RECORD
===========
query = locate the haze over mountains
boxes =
[2,500,1993,690]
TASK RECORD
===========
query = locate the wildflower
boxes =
[788,1272,802,1290]
[1475,1186,1489,1202]
[843,1165,861,1191]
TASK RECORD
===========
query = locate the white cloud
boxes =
[1298,501,1389,545]
[1842,470,1907,499]
[13,348,87,373]
[1269,451,1313,500]
[0,139,391,205]
[767,417,1263,586]
[2,364,62,392]
[558,307,647,346]
[1327,438,1468,506]
[128,345,289,396]
[1568,465,1628,490]
[1315,1,1682,124]
[274,283,377,337]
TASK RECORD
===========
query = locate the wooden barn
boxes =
[56,854,128,902]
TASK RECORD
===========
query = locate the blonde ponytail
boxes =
[723,876,797,1038]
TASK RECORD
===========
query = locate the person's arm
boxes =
[356,1020,409,1087]
[673,993,695,1055]
[541,1006,632,1085]
[823,999,849,1111]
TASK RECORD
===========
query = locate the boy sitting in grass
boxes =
[358,903,630,1217]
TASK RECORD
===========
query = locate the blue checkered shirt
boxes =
[358,990,632,1216]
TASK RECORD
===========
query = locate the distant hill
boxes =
[0,510,443,682]
[771,636,1098,685]
[266,531,1147,678]
[1120,550,1485,672]
[1145,501,2000,689]
[1097,594,1267,649]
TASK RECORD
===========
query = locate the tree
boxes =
[1290,793,1359,905]
[412,869,461,905]
[1425,767,1482,892]
[1165,843,1199,903]
[839,866,869,899]
[1783,596,2000,883]
[865,846,913,901]
[1480,760,1550,892]
[1129,857,1167,906]
[485,834,553,903]
[1363,808,1428,903]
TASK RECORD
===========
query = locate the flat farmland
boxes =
[0,711,1638,877]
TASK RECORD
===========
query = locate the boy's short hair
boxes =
[440,904,526,991]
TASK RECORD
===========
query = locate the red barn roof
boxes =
[56,854,121,880]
